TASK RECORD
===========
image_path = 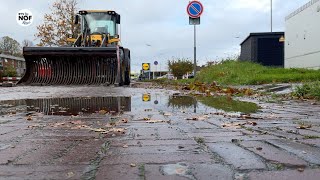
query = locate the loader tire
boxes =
[124,49,131,85]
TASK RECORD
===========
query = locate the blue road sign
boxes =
[154,61,158,66]
[187,1,204,18]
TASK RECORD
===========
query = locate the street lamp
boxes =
[271,0,273,32]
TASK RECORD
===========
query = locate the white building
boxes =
[285,0,320,69]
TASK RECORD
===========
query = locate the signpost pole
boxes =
[194,24,197,76]
[187,1,203,76]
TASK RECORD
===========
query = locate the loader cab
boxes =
[74,10,121,47]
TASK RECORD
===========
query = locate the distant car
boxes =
[130,74,138,81]
[157,74,175,80]
[188,73,194,79]
[138,74,146,81]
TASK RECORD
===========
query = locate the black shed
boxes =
[239,32,285,67]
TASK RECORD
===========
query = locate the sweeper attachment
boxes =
[18,10,130,86]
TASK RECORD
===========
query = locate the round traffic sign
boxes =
[187,1,204,18]
[154,61,158,66]
[142,63,150,71]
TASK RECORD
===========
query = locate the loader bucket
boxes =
[18,47,120,86]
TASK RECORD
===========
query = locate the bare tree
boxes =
[35,0,80,46]
[0,36,21,55]
[22,39,34,47]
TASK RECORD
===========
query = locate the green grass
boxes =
[303,135,320,139]
[195,60,320,85]
[293,81,320,100]
[197,96,260,114]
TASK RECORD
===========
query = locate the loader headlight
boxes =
[114,35,119,39]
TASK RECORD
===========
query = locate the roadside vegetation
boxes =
[2,65,17,77]
[195,60,320,85]
[168,58,193,79]
[293,81,320,100]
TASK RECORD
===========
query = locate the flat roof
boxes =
[240,32,284,45]
[285,0,319,21]
[0,53,25,61]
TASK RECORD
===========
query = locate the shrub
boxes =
[168,58,193,79]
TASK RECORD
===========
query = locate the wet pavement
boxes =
[0,85,320,179]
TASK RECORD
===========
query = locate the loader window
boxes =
[84,13,116,36]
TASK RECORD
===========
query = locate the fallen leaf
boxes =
[296,125,312,129]
[67,172,75,178]
[121,119,128,123]
[26,115,32,121]
[99,110,107,115]
[145,120,168,124]
[247,121,258,126]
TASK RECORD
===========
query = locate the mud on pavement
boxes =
[0,85,320,180]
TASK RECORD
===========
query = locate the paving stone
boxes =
[261,128,304,140]
[188,121,218,129]
[157,127,186,140]
[299,139,320,148]
[248,169,320,180]
[0,129,31,142]
[280,127,320,137]
[0,141,39,165]
[101,153,213,165]
[111,139,197,147]
[15,140,77,165]
[57,139,104,164]
[109,144,203,155]
[145,164,190,180]
[131,127,158,140]
[188,131,243,138]
[0,165,86,180]
[240,141,307,167]
[96,164,141,180]
[204,135,279,143]
[267,139,320,165]
[208,142,266,170]
[191,163,233,180]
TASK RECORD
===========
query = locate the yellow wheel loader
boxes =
[18,10,130,86]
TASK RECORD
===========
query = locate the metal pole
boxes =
[271,0,273,32]
[193,25,197,76]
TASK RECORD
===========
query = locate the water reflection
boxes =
[0,97,131,116]
[168,95,198,110]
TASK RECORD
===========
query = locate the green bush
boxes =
[2,65,17,77]
[168,58,193,79]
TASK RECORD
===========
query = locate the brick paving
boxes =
[0,86,319,179]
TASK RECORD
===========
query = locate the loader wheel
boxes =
[124,69,130,85]
[124,49,131,85]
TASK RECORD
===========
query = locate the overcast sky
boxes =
[0,0,309,72]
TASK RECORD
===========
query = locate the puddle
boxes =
[0,93,260,116]
[161,163,192,179]
[0,97,131,116]
[197,96,260,114]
